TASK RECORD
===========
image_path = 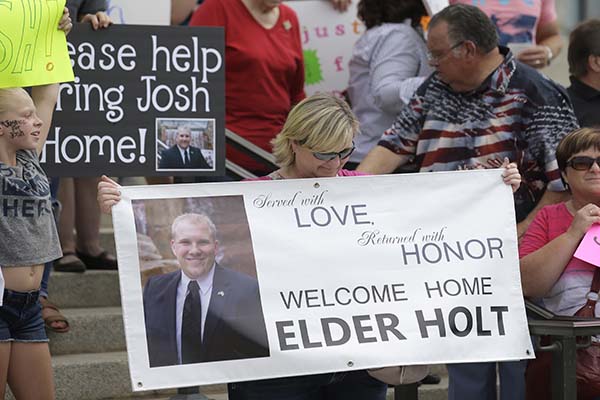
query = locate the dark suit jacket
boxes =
[143,265,270,367]
[158,145,210,170]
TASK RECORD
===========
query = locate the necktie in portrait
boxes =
[182,280,202,363]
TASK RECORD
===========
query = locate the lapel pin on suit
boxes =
[217,291,225,297]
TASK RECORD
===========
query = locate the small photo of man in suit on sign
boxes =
[142,213,270,367]
[156,119,215,171]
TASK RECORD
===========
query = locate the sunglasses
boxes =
[312,144,355,161]
[566,156,600,171]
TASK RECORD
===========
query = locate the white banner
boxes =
[286,0,363,97]
[113,170,534,391]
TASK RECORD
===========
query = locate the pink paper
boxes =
[574,225,600,267]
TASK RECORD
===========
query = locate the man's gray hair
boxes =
[177,125,191,135]
[171,213,217,240]
[429,4,499,54]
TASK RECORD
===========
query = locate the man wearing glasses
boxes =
[358,4,579,400]
[359,3,578,240]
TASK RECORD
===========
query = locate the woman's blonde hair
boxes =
[271,93,360,167]
[0,87,28,118]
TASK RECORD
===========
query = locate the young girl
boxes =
[0,10,72,399]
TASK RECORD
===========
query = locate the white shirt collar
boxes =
[177,146,190,163]
[179,263,216,295]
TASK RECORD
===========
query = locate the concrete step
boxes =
[429,364,448,378]
[53,352,132,400]
[4,351,227,400]
[6,349,450,400]
[6,352,130,400]
[413,376,449,400]
[51,352,228,400]
[48,270,121,309]
[104,378,449,400]
[48,307,125,356]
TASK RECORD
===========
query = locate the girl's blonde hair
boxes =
[0,87,28,118]
[271,93,360,167]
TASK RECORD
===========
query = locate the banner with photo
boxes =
[112,170,534,391]
[287,0,363,97]
[40,24,225,177]
[0,0,74,89]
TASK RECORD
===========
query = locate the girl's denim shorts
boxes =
[0,288,48,342]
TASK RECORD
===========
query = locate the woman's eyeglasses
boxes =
[566,156,600,171]
[312,144,355,161]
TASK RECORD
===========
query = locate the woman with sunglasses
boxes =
[97,93,386,399]
[254,94,359,181]
[97,93,521,399]
[230,93,518,399]
[519,127,600,399]
[227,93,388,400]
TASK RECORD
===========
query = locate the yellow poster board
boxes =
[0,0,74,89]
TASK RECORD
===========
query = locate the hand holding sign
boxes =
[568,203,600,242]
[572,203,600,267]
[574,223,600,268]
[58,7,73,36]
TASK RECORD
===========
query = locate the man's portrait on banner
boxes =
[155,118,216,172]
[132,195,269,367]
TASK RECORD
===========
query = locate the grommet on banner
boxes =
[347,361,354,367]
[526,349,531,356]
[137,382,143,388]
[313,182,320,189]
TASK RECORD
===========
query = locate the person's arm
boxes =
[536,20,562,60]
[515,20,562,68]
[515,0,561,69]
[357,86,428,174]
[31,84,59,155]
[31,7,72,154]
[520,204,600,298]
[357,146,411,174]
[370,28,424,115]
[171,0,198,25]
[289,11,306,105]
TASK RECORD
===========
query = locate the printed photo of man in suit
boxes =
[143,213,270,367]
[158,126,211,170]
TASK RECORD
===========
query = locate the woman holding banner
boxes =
[0,10,73,399]
[97,93,521,399]
[98,93,390,399]
[520,127,600,400]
